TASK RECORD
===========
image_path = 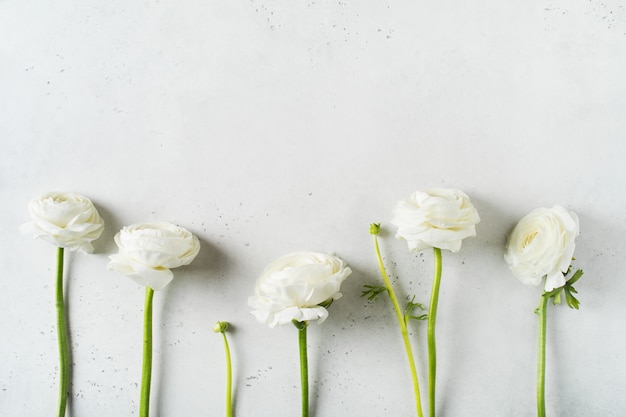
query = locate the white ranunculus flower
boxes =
[504,206,579,292]
[108,222,200,290]
[391,188,480,253]
[248,251,352,327]
[21,192,104,254]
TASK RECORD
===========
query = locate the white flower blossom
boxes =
[21,192,104,253]
[249,252,352,327]
[108,222,200,290]
[505,206,579,292]
[391,188,480,253]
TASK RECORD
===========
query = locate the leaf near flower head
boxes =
[545,267,584,310]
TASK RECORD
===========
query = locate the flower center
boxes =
[522,231,538,249]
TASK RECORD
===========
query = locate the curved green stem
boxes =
[537,294,548,417]
[55,247,69,417]
[140,287,154,417]
[373,234,424,417]
[427,248,442,417]
[221,331,233,417]
[294,321,309,417]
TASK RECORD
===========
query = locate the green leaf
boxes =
[403,296,427,324]
[567,269,584,286]
[544,284,562,305]
[361,284,388,301]
[562,268,584,309]
[543,267,584,310]
[564,287,580,310]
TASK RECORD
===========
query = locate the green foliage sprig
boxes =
[542,268,584,310]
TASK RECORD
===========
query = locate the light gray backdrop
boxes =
[1,0,625,416]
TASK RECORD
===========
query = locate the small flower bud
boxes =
[369,223,381,235]
[213,321,229,333]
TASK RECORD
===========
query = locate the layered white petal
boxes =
[391,188,480,253]
[108,222,200,290]
[249,251,351,327]
[21,192,104,254]
[504,206,579,291]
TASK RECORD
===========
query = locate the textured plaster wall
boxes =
[1,1,626,416]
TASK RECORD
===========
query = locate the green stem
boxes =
[140,287,154,417]
[294,320,309,417]
[427,248,442,417]
[55,247,69,417]
[373,235,424,417]
[299,323,309,417]
[221,331,233,417]
[537,294,548,417]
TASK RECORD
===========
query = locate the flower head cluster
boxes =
[21,192,104,254]
[249,251,352,327]
[108,222,200,290]
[505,206,579,292]
[391,188,480,253]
